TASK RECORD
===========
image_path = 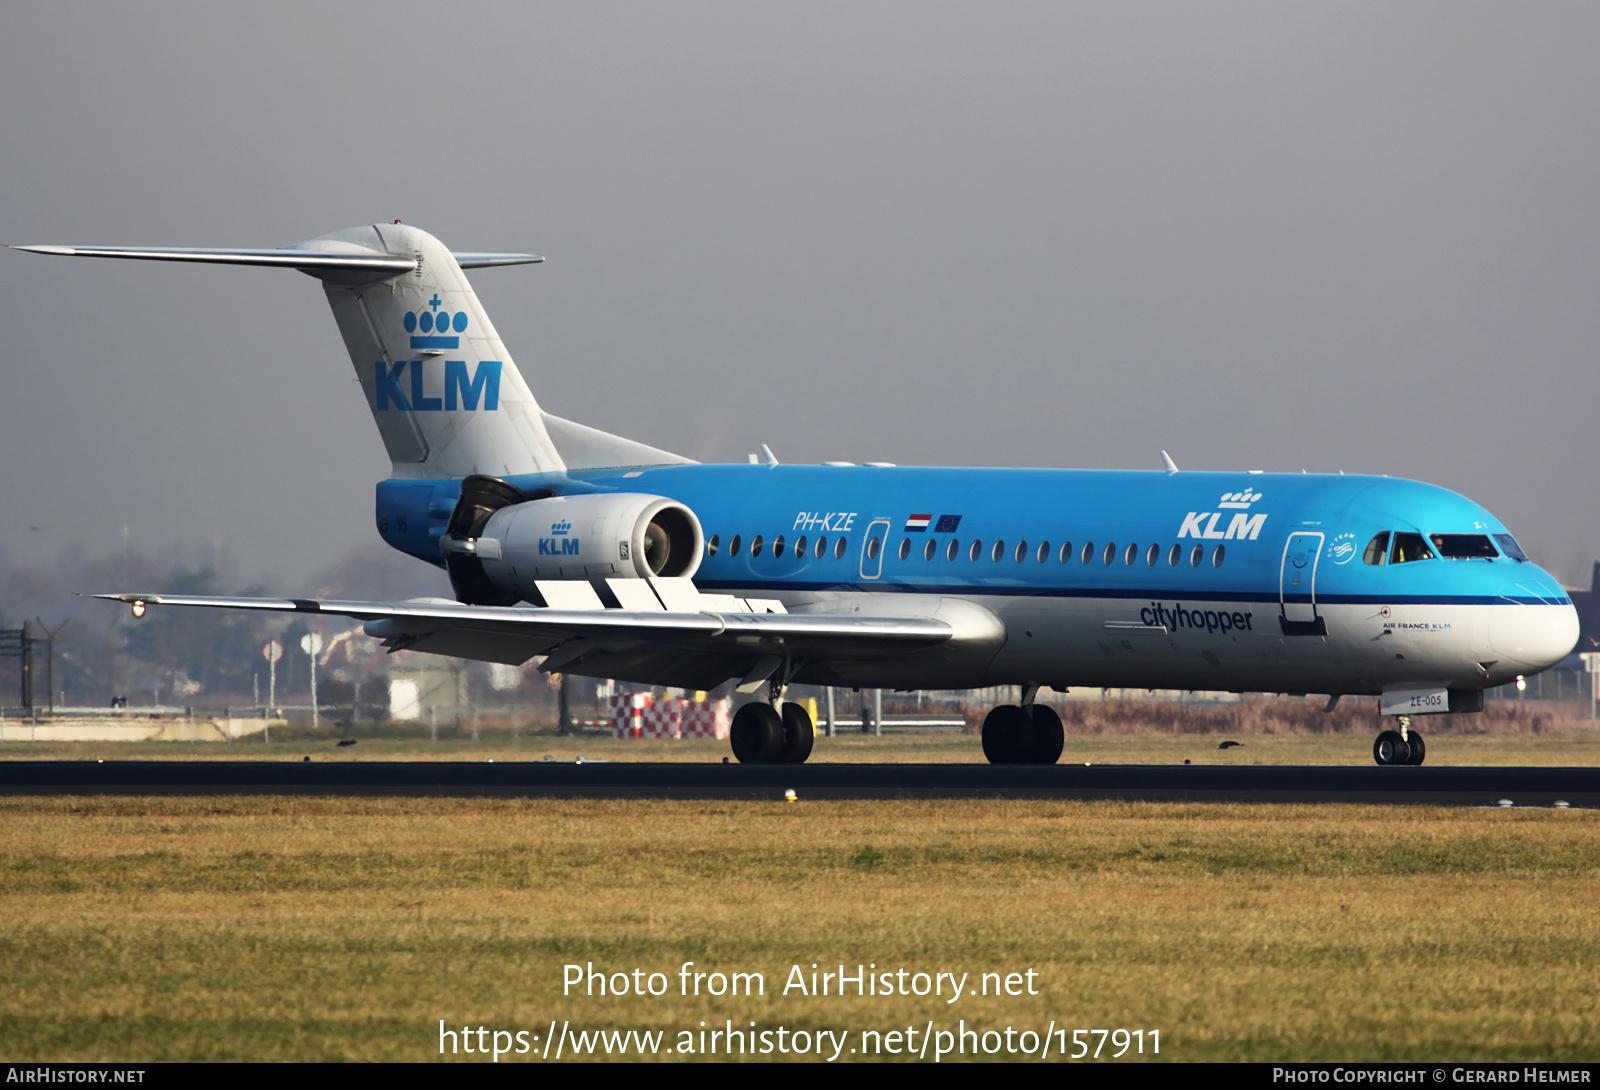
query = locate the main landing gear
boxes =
[1373,715,1426,766]
[980,700,1064,765]
[730,693,815,765]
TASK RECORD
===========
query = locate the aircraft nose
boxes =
[1490,580,1580,673]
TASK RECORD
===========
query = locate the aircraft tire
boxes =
[1373,729,1411,766]
[1029,705,1064,765]
[1403,728,1426,766]
[780,702,815,764]
[981,704,1033,764]
[731,702,784,764]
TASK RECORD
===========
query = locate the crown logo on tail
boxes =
[404,294,469,349]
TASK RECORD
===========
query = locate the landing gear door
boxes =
[859,519,890,580]
[1280,531,1326,635]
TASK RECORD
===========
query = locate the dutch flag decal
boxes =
[904,514,932,532]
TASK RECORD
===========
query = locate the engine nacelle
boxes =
[472,492,704,594]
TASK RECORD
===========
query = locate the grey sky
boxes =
[3,2,1597,586]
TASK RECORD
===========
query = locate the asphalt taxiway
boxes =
[0,761,1595,805]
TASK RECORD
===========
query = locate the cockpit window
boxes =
[1390,532,1435,564]
[1363,532,1390,566]
[1493,533,1529,562]
[1429,534,1498,559]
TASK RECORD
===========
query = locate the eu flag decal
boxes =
[934,514,962,533]
[904,514,932,532]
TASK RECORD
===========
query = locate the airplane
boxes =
[14,223,1580,766]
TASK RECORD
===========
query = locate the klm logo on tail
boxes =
[373,359,502,412]
[378,300,502,412]
[404,294,467,349]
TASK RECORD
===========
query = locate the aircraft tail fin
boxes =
[14,224,693,479]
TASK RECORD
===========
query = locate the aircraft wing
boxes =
[88,587,958,689]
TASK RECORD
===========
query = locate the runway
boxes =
[0,760,1596,805]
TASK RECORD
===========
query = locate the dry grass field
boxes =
[1,794,1596,1062]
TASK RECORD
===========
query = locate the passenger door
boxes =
[1279,531,1326,635]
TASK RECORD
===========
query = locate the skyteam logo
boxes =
[373,359,502,412]
[1328,532,1359,565]
[541,519,579,556]
[404,294,469,349]
[1178,490,1267,541]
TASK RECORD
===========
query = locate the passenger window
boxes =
[1081,542,1094,564]
[970,541,982,562]
[924,539,937,561]
[1103,543,1116,565]
[1390,533,1435,564]
[1212,545,1225,567]
[1146,544,1159,566]
[1014,541,1027,563]
[1429,534,1498,559]
[897,538,910,561]
[834,537,847,559]
[773,535,786,558]
[1493,533,1529,561]
[707,534,719,557]
[1037,542,1049,563]
[1060,542,1073,563]
[795,535,807,557]
[1168,544,1181,566]
[1124,543,1137,565]
[1363,532,1389,566]
[865,537,879,560]
[1189,545,1203,567]
[751,535,764,558]
[947,539,959,561]
[730,535,742,557]
[816,536,827,558]
[991,541,1005,562]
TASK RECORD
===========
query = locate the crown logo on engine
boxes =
[551,519,572,536]
[404,294,468,348]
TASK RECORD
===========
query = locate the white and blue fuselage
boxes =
[376,464,1577,697]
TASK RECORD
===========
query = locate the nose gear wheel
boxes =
[1373,729,1411,766]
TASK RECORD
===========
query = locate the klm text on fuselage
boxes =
[1177,512,1267,540]
[374,360,502,412]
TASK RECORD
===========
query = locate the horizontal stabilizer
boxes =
[12,245,543,274]
[452,253,545,269]
[11,244,418,274]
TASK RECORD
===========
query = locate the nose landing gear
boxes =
[1374,715,1426,766]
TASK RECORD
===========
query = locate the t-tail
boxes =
[13,224,691,478]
